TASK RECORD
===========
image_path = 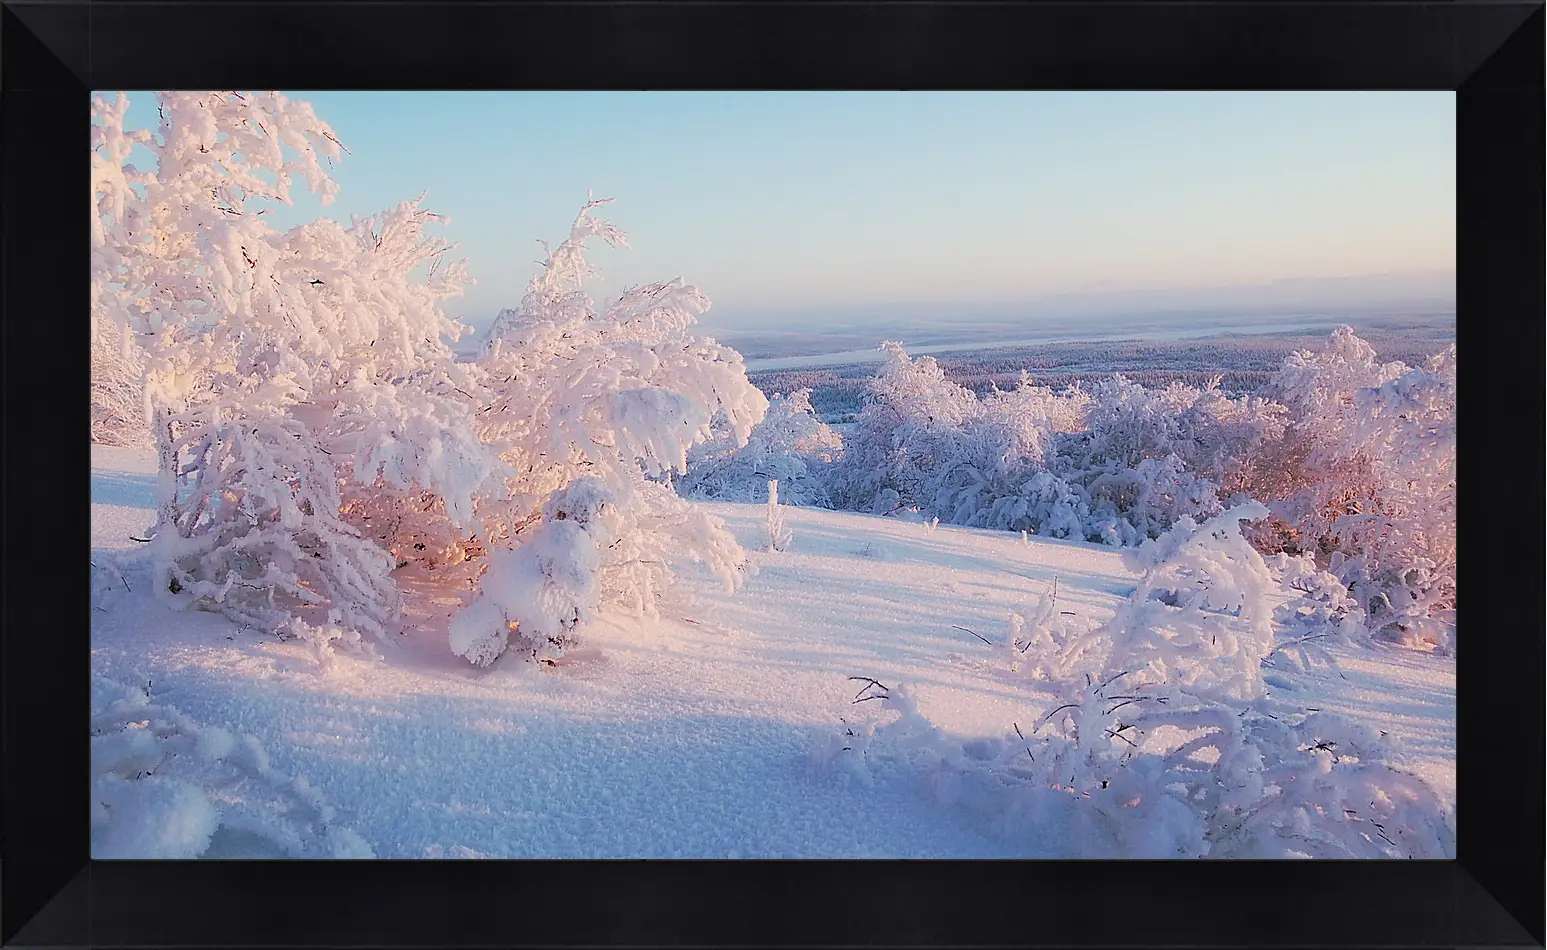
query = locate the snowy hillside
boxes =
[92,444,1454,859]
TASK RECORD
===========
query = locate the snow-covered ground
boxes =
[91,444,1455,858]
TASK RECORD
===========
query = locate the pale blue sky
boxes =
[111,91,1455,331]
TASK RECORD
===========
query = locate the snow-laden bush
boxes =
[1337,346,1456,650]
[1052,375,1285,544]
[820,665,1453,857]
[1071,373,1282,483]
[91,677,373,858]
[985,371,1093,439]
[92,92,496,644]
[153,414,403,640]
[1261,552,1363,675]
[471,197,767,541]
[827,345,1280,546]
[928,423,1082,534]
[451,475,749,667]
[932,380,1098,535]
[1004,588,1081,680]
[679,389,842,507]
[1048,503,1277,701]
[826,341,981,514]
[968,470,1092,540]
[815,493,1453,857]
[1245,326,1407,552]
[1079,454,1224,547]
[1075,375,1206,471]
[828,345,1102,537]
[450,197,766,664]
[1011,676,1455,858]
[1246,328,1455,650]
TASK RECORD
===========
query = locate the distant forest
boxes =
[749,323,1454,422]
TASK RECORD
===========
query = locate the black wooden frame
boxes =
[3,2,1541,946]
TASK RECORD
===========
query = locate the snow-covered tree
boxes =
[1047,374,1284,544]
[827,345,1263,545]
[1336,345,1457,649]
[1244,327,1405,552]
[449,198,766,665]
[1243,328,1455,649]
[679,389,842,507]
[91,303,152,446]
[1074,375,1203,471]
[765,479,793,552]
[826,341,981,514]
[91,91,496,644]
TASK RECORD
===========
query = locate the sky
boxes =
[108,91,1456,333]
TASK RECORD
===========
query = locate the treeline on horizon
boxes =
[750,324,1454,422]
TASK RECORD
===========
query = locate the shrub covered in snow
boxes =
[1337,347,1456,650]
[93,95,765,662]
[449,198,766,665]
[825,341,982,515]
[823,345,1291,548]
[816,497,1454,857]
[818,507,1454,858]
[450,474,749,667]
[152,415,405,641]
[827,344,1091,535]
[1259,552,1362,675]
[814,330,1453,647]
[1247,329,1456,650]
[91,677,372,858]
[92,92,495,644]
[471,198,766,540]
[1074,374,1285,482]
[679,389,842,507]
[1077,454,1223,547]
[1039,502,1278,701]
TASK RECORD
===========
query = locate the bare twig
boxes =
[1094,670,1131,695]
[1035,703,1080,732]
[951,624,993,646]
[847,676,890,702]
[1013,722,1035,762]
[1105,725,1139,748]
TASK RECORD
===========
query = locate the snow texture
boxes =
[94,444,1453,858]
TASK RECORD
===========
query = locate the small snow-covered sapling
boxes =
[766,479,793,552]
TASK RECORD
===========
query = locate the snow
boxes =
[91,444,1454,857]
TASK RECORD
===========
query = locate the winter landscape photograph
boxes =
[90,90,1457,860]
